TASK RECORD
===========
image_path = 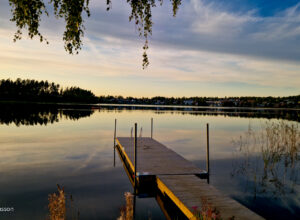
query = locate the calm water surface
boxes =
[0,105,299,219]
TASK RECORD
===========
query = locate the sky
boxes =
[0,0,300,97]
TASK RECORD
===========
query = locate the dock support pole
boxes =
[114,119,117,167]
[151,118,153,139]
[134,123,137,195]
[114,119,117,147]
[206,123,210,183]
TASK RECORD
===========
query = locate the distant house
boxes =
[155,100,164,105]
[206,100,222,107]
[286,100,295,105]
[183,100,193,105]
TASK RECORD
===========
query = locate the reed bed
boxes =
[232,120,300,197]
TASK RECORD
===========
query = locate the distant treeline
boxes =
[100,95,300,108]
[1,78,300,108]
[0,78,98,103]
[99,96,208,105]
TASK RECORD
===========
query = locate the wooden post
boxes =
[151,118,153,139]
[134,123,137,194]
[113,119,117,167]
[206,123,210,183]
[114,119,117,147]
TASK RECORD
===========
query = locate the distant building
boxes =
[206,100,222,107]
[155,100,164,105]
[183,100,193,105]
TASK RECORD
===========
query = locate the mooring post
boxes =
[134,123,137,195]
[113,119,117,167]
[114,119,117,147]
[151,118,153,139]
[206,123,210,183]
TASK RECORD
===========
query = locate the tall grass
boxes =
[232,120,300,198]
[192,197,222,220]
[47,185,79,220]
[117,192,134,220]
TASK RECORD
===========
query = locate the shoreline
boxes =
[0,101,300,111]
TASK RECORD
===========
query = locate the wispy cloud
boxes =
[190,0,259,36]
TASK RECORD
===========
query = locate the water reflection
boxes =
[0,104,299,127]
[0,105,299,219]
[99,105,300,122]
[0,103,94,126]
[231,121,300,213]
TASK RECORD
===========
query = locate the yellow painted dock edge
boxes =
[116,138,135,174]
[115,144,135,187]
[157,177,196,220]
[117,137,196,219]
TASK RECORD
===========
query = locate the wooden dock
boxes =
[116,137,263,220]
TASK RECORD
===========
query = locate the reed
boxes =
[191,197,222,220]
[232,120,300,197]
[118,192,134,220]
[48,185,66,220]
[47,185,79,220]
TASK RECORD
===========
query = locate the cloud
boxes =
[147,0,300,63]
[251,3,300,41]
[0,0,299,97]
[190,0,258,36]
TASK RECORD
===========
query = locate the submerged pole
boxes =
[151,118,153,139]
[133,193,136,220]
[134,123,137,195]
[206,123,210,183]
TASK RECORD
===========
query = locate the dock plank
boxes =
[117,137,205,175]
[157,175,263,220]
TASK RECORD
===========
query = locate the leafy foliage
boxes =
[9,0,49,43]
[8,0,182,68]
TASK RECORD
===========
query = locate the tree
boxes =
[8,0,182,69]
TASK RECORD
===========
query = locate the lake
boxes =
[0,104,299,219]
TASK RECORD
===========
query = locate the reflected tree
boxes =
[97,106,300,123]
[0,103,94,126]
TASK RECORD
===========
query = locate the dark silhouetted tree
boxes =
[0,78,98,103]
